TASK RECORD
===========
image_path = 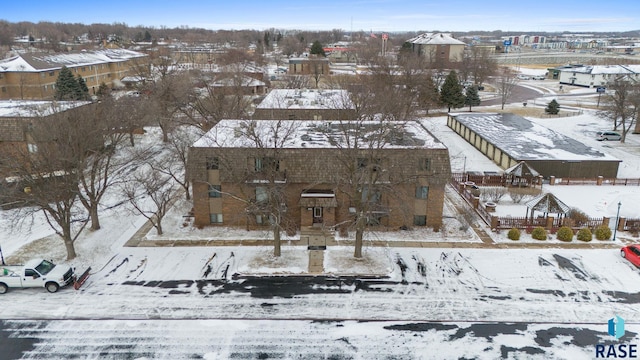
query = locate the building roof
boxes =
[256,89,355,110]
[192,119,447,150]
[559,64,640,75]
[0,100,90,118]
[212,74,265,88]
[450,113,619,162]
[406,33,466,46]
[0,49,147,72]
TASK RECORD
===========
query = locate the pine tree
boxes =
[464,85,481,111]
[54,66,81,100]
[76,75,90,100]
[440,70,465,112]
[545,99,560,114]
[310,40,326,57]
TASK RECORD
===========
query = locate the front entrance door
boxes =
[312,207,323,225]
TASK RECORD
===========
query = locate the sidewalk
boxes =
[124,217,622,250]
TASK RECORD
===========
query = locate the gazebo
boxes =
[505,161,540,187]
[525,192,571,225]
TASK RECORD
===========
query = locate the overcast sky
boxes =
[2,0,639,33]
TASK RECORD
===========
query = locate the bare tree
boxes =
[495,66,518,110]
[150,126,202,201]
[123,165,181,235]
[0,105,99,260]
[181,71,252,132]
[599,77,640,142]
[144,71,195,142]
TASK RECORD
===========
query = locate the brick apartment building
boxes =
[0,100,92,177]
[188,119,451,233]
[0,49,148,100]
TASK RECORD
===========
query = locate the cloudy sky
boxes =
[2,0,639,32]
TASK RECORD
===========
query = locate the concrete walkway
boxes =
[124,218,621,250]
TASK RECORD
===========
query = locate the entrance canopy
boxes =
[300,190,337,208]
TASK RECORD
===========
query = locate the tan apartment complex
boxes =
[188,119,451,233]
[0,49,148,100]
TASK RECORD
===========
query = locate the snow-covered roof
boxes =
[406,33,466,46]
[192,119,447,150]
[559,64,640,75]
[256,89,354,110]
[0,49,147,72]
[212,74,265,87]
[450,113,620,162]
[0,100,90,117]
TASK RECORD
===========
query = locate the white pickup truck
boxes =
[0,259,75,294]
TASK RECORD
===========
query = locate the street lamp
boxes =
[613,201,622,241]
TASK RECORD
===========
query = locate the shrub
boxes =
[507,228,521,240]
[566,208,589,227]
[531,226,547,240]
[480,187,508,203]
[576,228,593,242]
[556,226,574,242]
[508,187,542,204]
[595,225,612,240]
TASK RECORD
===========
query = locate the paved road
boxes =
[1,318,632,359]
[480,83,542,107]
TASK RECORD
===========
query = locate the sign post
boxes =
[596,86,606,107]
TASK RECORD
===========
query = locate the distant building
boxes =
[252,89,356,120]
[405,33,466,66]
[556,65,640,88]
[0,49,148,100]
[288,57,330,75]
[187,119,451,232]
[447,113,621,178]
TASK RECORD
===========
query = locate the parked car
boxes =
[516,74,530,80]
[621,245,640,267]
[596,131,622,141]
[532,75,546,80]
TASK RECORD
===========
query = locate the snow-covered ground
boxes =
[2,78,640,359]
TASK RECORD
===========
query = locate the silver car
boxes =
[596,131,622,141]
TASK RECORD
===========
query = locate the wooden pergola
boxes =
[525,192,571,223]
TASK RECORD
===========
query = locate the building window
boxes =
[256,186,268,203]
[419,158,431,171]
[206,157,219,170]
[49,71,55,77]
[288,114,295,120]
[255,157,278,172]
[210,213,223,224]
[414,215,427,226]
[1,87,5,93]
[208,185,221,198]
[416,186,429,199]
[256,214,269,225]
[357,158,381,171]
[361,186,381,204]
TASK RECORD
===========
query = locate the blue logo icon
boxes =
[608,315,625,339]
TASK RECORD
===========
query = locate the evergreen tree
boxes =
[310,40,326,57]
[54,66,81,100]
[440,70,465,112]
[76,75,90,100]
[464,85,481,111]
[545,99,560,114]
[96,82,110,99]
[144,30,152,42]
